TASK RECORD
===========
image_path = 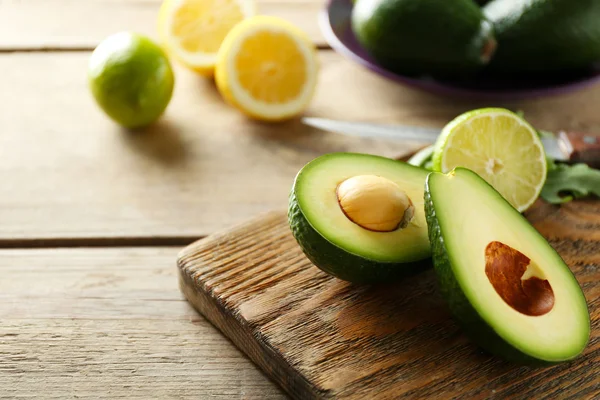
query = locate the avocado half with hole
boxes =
[288,153,431,283]
[425,168,590,364]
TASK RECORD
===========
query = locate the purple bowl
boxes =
[320,0,600,99]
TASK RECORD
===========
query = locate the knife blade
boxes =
[302,117,569,162]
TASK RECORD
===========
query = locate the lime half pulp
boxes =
[432,108,547,212]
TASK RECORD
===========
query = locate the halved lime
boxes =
[432,108,547,212]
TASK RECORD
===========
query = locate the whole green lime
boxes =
[88,32,175,129]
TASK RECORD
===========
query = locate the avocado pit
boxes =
[485,241,555,316]
[336,175,414,232]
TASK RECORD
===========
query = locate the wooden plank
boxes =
[1,51,600,241]
[177,201,600,400]
[0,247,284,399]
[0,0,325,50]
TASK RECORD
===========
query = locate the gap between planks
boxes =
[0,44,332,53]
[0,236,202,249]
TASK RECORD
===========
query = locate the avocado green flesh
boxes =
[425,168,589,363]
[484,0,600,72]
[289,153,431,283]
[352,0,495,76]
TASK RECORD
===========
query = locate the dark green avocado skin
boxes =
[351,0,495,77]
[424,172,554,365]
[484,0,600,72]
[288,190,430,284]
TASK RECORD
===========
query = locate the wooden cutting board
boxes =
[177,199,600,400]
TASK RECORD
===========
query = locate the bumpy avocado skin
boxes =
[484,0,600,72]
[351,0,495,76]
[424,172,556,365]
[288,190,430,284]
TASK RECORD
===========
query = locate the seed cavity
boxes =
[485,241,554,316]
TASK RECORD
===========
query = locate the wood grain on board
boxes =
[1,51,600,242]
[178,201,600,400]
[0,247,284,399]
[0,0,325,50]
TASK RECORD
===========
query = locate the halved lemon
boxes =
[215,16,319,121]
[432,108,547,212]
[158,0,255,75]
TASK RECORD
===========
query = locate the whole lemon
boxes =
[88,32,175,129]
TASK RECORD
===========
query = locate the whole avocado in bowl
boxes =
[484,0,600,73]
[351,0,497,77]
[321,0,600,98]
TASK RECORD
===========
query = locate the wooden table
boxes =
[2,1,600,398]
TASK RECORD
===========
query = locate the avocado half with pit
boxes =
[288,153,431,283]
[425,168,590,364]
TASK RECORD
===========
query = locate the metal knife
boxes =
[302,117,600,168]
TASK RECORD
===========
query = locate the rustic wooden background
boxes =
[1,1,600,398]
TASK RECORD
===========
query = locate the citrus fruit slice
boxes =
[88,32,175,129]
[432,108,547,212]
[215,16,319,121]
[158,0,255,75]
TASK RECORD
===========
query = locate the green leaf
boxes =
[546,156,557,172]
[540,163,600,204]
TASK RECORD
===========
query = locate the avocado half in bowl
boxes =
[321,0,600,99]
[288,153,431,284]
